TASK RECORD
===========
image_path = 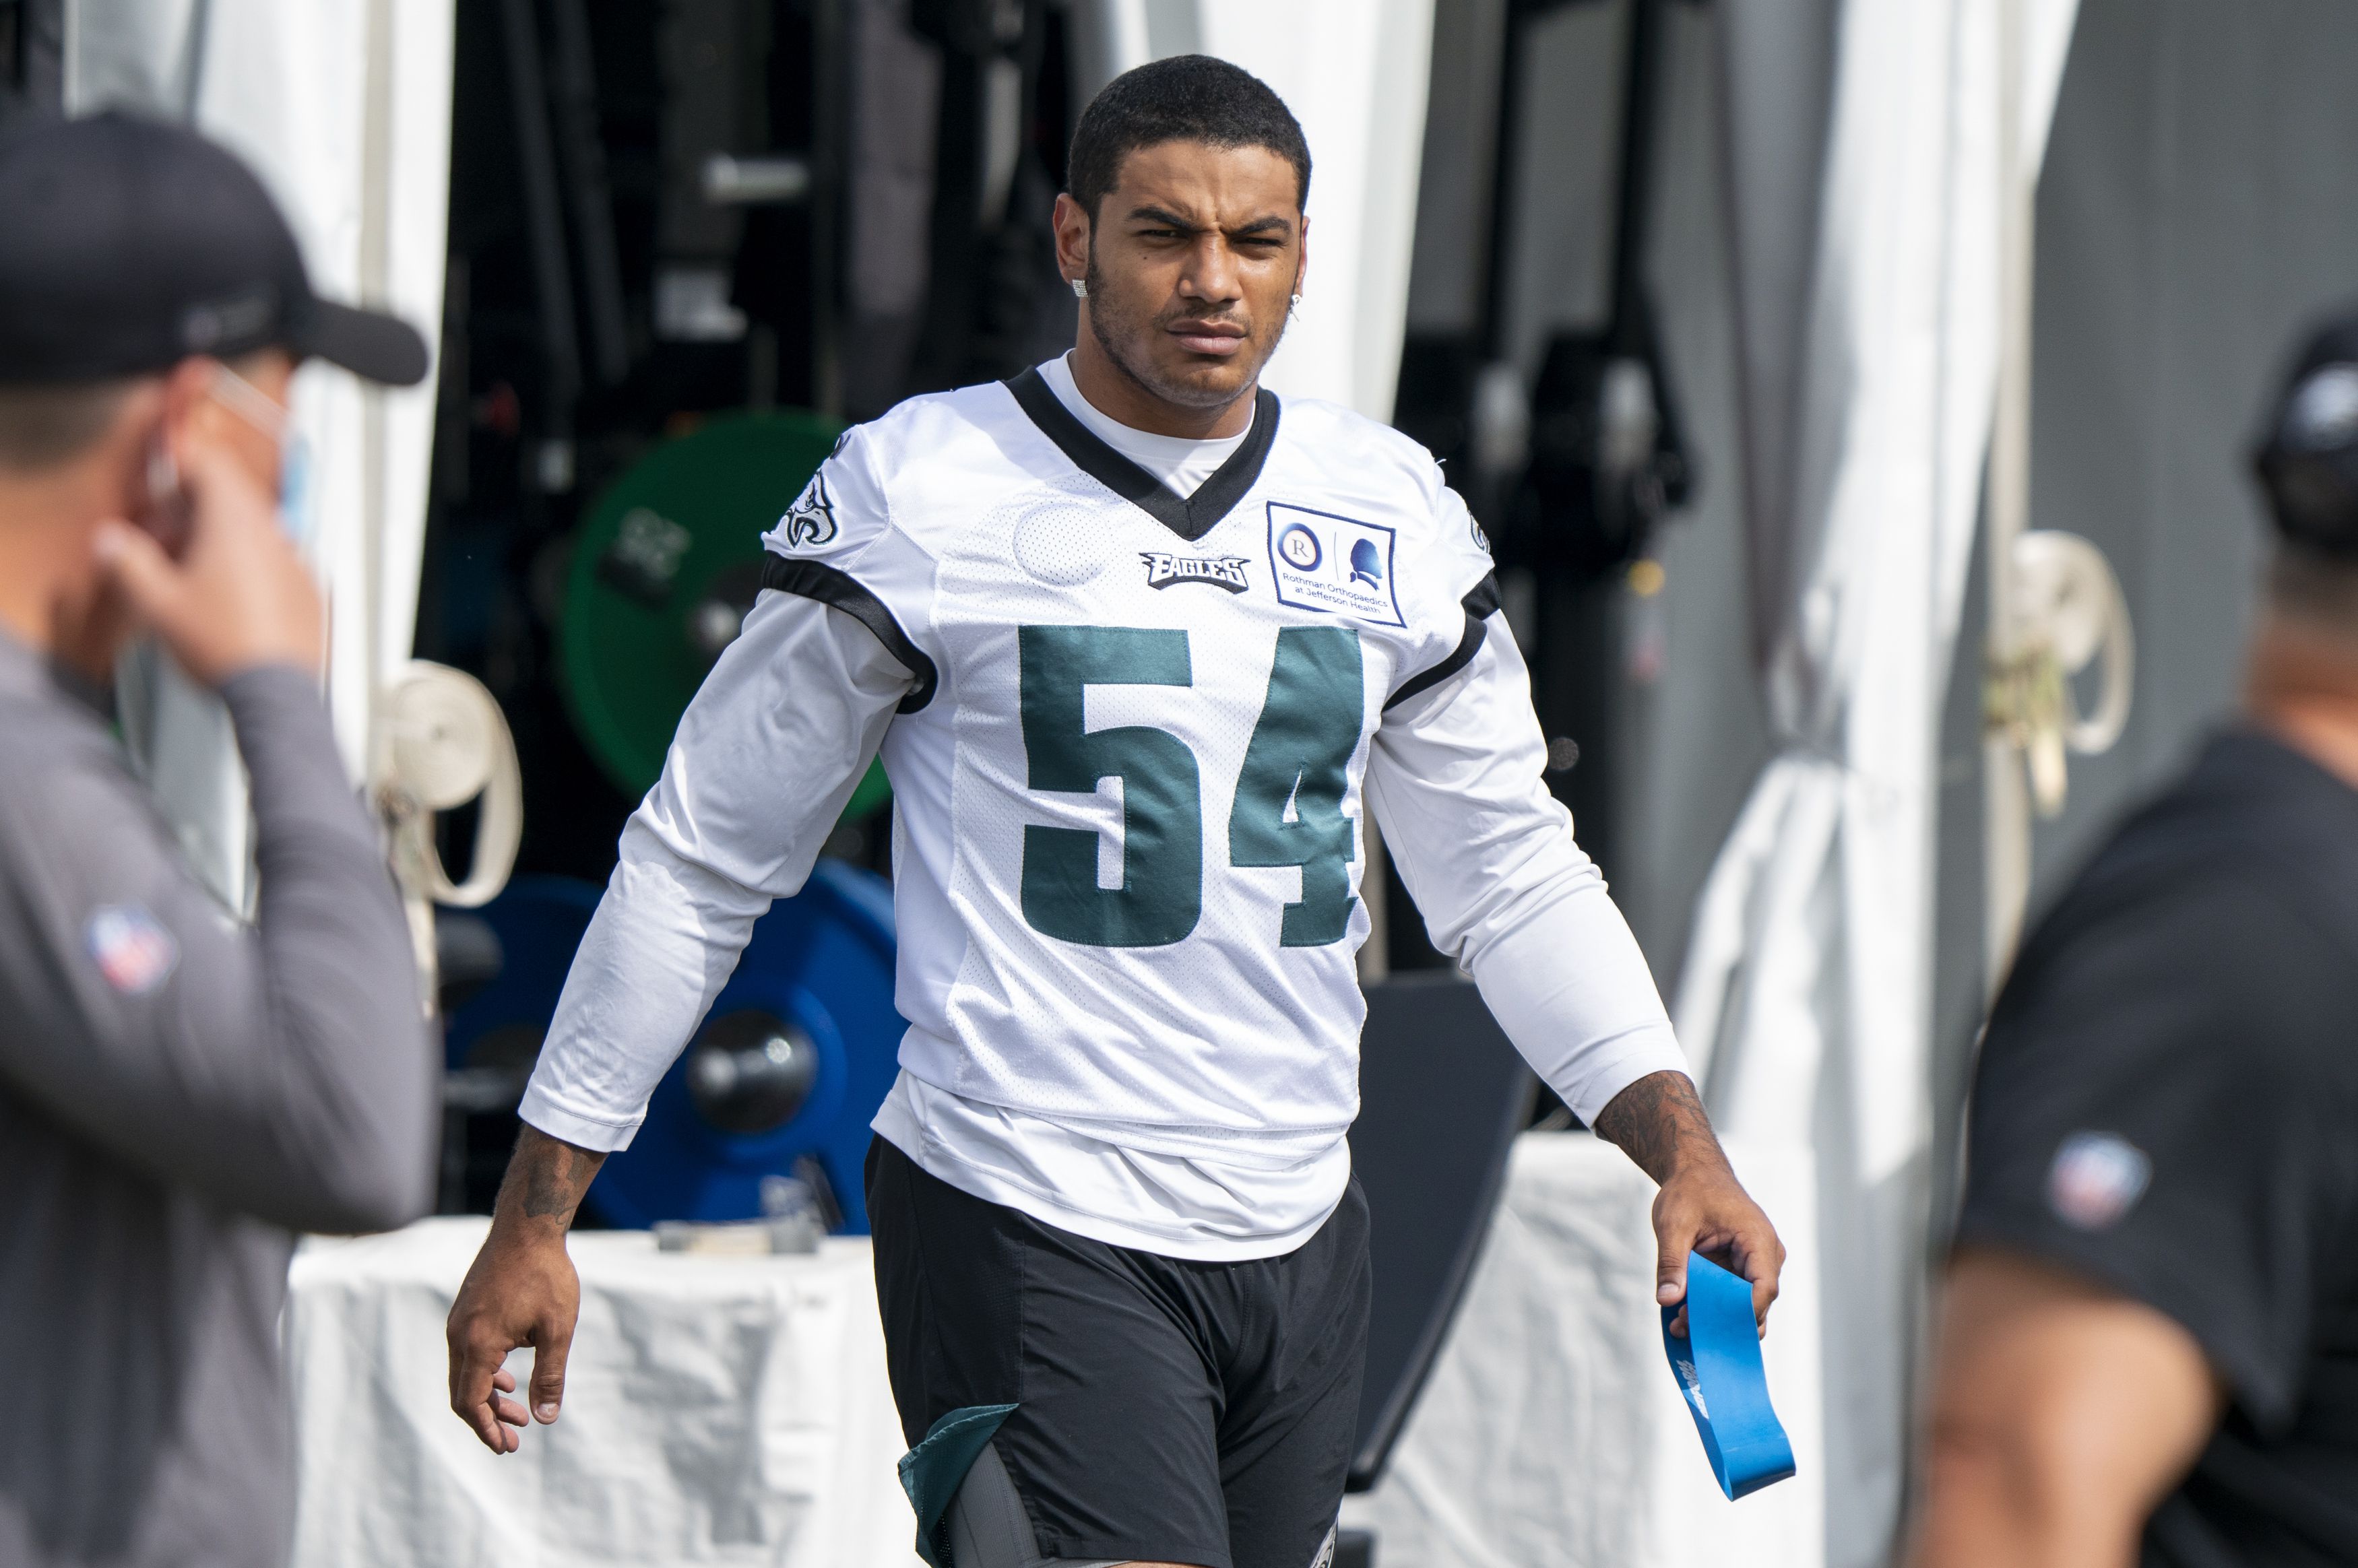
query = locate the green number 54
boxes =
[1018,624,1366,949]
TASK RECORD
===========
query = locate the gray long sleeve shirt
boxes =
[0,634,435,1567]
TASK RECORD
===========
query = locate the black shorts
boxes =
[866,1136,1371,1568]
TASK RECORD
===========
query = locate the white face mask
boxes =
[206,363,315,547]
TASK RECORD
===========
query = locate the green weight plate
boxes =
[559,411,889,820]
[842,758,893,820]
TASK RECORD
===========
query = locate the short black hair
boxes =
[0,379,135,473]
[1067,55,1310,223]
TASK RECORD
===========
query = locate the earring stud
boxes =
[1071,277,1089,300]
[1290,292,1303,308]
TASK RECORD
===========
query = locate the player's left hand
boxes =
[1651,1161,1783,1340]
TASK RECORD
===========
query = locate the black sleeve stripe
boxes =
[1383,572,1502,712]
[1384,617,1488,711]
[1461,569,1502,621]
[759,552,939,713]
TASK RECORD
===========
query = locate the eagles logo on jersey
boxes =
[1139,551,1251,592]
[779,472,837,549]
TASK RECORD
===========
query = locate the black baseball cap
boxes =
[0,112,429,388]
[2254,312,2358,560]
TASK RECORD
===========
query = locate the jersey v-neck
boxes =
[1005,358,1280,543]
[1037,353,1248,496]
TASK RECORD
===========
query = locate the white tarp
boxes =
[1669,3,2078,1564]
[65,0,453,899]
[285,1219,920,1568]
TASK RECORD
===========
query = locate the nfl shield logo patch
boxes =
[2046,1131,2150,1231]
[86,904,179,995]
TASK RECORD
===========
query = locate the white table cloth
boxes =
[284,1218,921,1568]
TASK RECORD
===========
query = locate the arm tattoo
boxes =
[1592,1070,1723,1184]
[505,1129,606,1227]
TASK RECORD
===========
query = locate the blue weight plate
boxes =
[586,860,903,1234]
[443,877,604,1072]
[439,865,903,1235]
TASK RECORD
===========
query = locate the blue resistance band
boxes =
[1660,1252,1795,1501]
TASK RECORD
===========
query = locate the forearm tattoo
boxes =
[507,1130,606,1227]
[1592,1070,1724,1184]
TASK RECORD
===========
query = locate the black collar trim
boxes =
[1004,365,1281,543]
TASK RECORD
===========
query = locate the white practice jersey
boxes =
[521,360,1687,1259]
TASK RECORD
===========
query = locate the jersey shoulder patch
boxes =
[758,395,978,703]
[766,421,890,565]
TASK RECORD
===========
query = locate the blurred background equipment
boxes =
[0,0,64,127]
[439,862,901,1232]
[1977,0,2134,985]
[417,0,1097,890]
[554,409,882,805]
[1394,0,1705,934]
[375,659,525,995]
[589,859,899,1231]
[437,876,601,1206]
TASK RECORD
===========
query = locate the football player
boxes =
[448,54,1783,1568]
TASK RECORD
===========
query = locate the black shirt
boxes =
[1958,730,2358,1568]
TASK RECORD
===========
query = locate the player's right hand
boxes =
[446,1230,581,1455]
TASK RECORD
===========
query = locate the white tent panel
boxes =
[187,0,454,781]
[1671,2,2078,1563]
[65,0,454,904]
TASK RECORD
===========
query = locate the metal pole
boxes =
[1605,0,1667,357]
[1477,0,1525,367]
[1983,0,2034,993]
[174,0,211,118]
[497,0,583,454]
[810,0,845,422]
[546,0,631,387]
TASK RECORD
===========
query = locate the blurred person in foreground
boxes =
[1913,317,2358,1567]
[0,115,437,1567]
